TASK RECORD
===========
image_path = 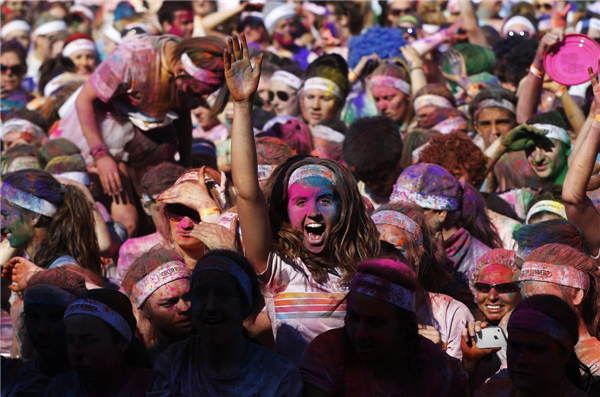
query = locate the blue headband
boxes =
[192,256,253,305]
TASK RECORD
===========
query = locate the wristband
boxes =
[90,144,109,161]
[594,113,600,123]
[529,64,544,79]
[199,206,220,219]
[555,85,567,99]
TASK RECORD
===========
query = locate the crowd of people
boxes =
[1,0,600,396]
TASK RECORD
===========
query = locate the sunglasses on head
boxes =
[268,90,293,102]
[474,282,520,294]
[1,64,25,75]
[165,204,201,224]
[390,7,413,17]
[398,26,417,39]
[535,3,552,11]
[507,30,531,38]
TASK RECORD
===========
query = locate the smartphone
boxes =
[474,326,507,349]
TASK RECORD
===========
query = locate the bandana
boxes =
[1,119,46,142]
[1,183,58,218]
[503,16,536,36]
[62,38,96,58]
[525,200,566,224]
[531,123,571,145]
[311,125,345,143]
[191,142,217,158]
[350,272,416,313]
[414,95,454,112]
[33,20,68,37]
[131,261,191,309]
[24,284,77,308]
[258,164,276,181]
[370,75,411,95]
[431,117,467,134]
[390,186,460,211]
[288,164,337,187]
[474,99,516,120]
[372,210,423,245]
[181,53,222,85]
[303,77,343,100]
[65,299,133,343]
[1,20,30,39]
[52,171,90,186]
[192,256,253,305]
[508,308,572,352]
[264,4,296,34]
[271,71,302,90]
[519,261,589,291]
[6,156,41,174]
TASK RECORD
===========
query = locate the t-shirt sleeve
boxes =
[87,44,132,103]
[298,332,341,395]
[259,251,291,294]
[445,299,475,361]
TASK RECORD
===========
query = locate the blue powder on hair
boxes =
[347,25,408,69]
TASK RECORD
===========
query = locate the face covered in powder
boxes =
[273,17,298,48]
[376,224,411,254]
[287,176,340,255]
[143,278,193,341]
[525,139,569,183]
[475,107,517,148]
[0,200,36,248]
[166,204,205,252]
[475,265,522,323]
[301,90,341,127]
[519,281,565,300]
[372,86,409,123]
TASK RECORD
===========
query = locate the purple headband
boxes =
[1,183,58,217]
[372,210,423,245]
[65,298,133,343]
[508,308,572,351]
[24,284,77,308]
[193,256,253,305]
[131,261,191,309]
[350,272,416,313]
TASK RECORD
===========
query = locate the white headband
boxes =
[1,183,58,217]
[414,94,454,112]
[62,38,96,58]
[241,11,264,22]
[311,125,345,143]
[258,164,276,181]
[503,16,536,36]
[69,5,95,21]
[350,272,416,313]
[65,299,133,343]
[43,73,68,97]
[525,200,566,224]
[372,210,423,245]
[474,98,516,119]
[33,20,68,36]
[519,261,589,291]
[53,171,90,186]
[431,117,467,134]
[6,156,40,174]
[531,123,571,145]
[271,70,302,90]
[370,75,411,95]
[264,4,296,33]
[289,164,337,187]
[390,186,460,211]
[1,118,44,140]
[103,24,122,44]
[131,261,191,309]
[1,20,31,39]
[303,77,343,100]
[180,53,222,85]
[576,18,600,33]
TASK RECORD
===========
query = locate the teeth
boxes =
[487,305,501,309]
[306,224,322,229]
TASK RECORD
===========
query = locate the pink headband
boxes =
[350,272,416,313]
[431,117,467,134]
[372,210,423,245]
[519,261,589,291]
[288,164,337,187]
[65,299,133,342]
[131,261,191,309]
[508,308,572,351]
[370,75,411,95]
[62,38,96,58]
[414,95,454,111]
[180,53,222,85]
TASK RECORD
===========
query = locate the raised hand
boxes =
[501,124,551,152]
[460,320,501,362]
[588,58,600,115]
[1,257,43,291]
[157,167,219,213]
[224,34,264,104]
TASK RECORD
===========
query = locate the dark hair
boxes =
[26,267,88,297]
[380,4,417,26]
[400,129,437,170]
[326,1,373,35]
[513,220,589,255]
[493,36,538,91]
[140,162,186,198]
[414,84,456,107]
[4,170,103,276]
[38,56,76,96]
[469,88,518,122]
[158,0,192,25]
[191,138,218,170]
[526,110,569,130]
[1,40,27,68]
[6,109,49,132]
[343,116,403,176]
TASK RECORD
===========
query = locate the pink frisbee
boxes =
[543,33,600,86]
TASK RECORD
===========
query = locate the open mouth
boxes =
[201,317,223,326]
[305,223,326,245]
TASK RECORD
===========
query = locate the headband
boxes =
[33,20,68,36]
[193,256,253,305]
[271,71,302,90]
[131,261,191,309]
[180,53,222,85]
[576,18,600,33]
[241,11,264,22]
[525,200,566,224]
[519,261,589,291]
[531,123,571,145]
[141,193,160,203]
[503,16,536,35]
[414,95,454,112]
[431,117,467,134]
[390,186,460,211]
[508,308,572,351]
[1,20,31,39]
[264,4,296,33]
[62,38,96,58]
[191,142,217,158]
[258,164,276,181]
[474,99,516,119]
[350,272,416,313]
[1,183,58,218]
[370,75,411,95]
[6,156,40,174]
[311,125,345,143]
[43,73,68,97]
[288,164,337,187]
[24,284,77,308]
[103,24,122,44]
[372,210,423,245]
[65,299,133,343]
[53,171,90,186]
[303,77,343,100]
[69,5,95,21]
[1,119,45,140]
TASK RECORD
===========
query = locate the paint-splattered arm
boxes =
[226,34,271,274]
[458,0,488,48]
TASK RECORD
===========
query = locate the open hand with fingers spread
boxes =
[1,257,43,291]
[501,124,550,152]
[224,33,264,104]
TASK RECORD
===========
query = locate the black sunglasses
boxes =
[508,30,531,39]
[398,26,417,39]
[165,204,201,224]
[535,3,552,10]
[268,90,292,102]
[1,64,25,75]
[390,7,413,17]
[474,282,520,294]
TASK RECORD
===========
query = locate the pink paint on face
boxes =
[145,278,193,341]
[476,265,522,323]
[287,177,339,255]
[273,18,297,48]
[376,224,410,254]
[372,86,409,123]
[168,10,194,39]
[170,217,204,250]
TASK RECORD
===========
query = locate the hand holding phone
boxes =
[474,326,507,349]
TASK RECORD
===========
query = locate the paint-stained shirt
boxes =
[575,337,600,393]
[260,251,347,364]
[300,328,469,397]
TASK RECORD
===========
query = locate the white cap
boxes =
[69,4,95,22]
[1,20,31,40]
[264,4,296,34]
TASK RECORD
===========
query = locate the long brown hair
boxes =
[262,156,380,283]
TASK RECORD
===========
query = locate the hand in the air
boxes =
[224,34,264,104]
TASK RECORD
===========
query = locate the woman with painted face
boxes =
[61,33,97,78]
[269,65,304,117]
[148,250,303,396]
[121,247,193,363]
[372,203,473,361]
[44,289,153,397]
[474,295,591,397]
[264,4,313,70]
[300,259,469,396]
[226,34,379,364]
[368,61,413,129]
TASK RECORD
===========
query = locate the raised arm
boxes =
[562,62,600,257]
[459,0,488,47]
[226,34,271,274]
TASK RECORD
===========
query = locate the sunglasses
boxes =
[1,64,25,75]
[165,204,201,224]
[474,282,520,294]
[398,26,417,39]
[390,7,413,17]
[507,30,531,39]
[535,3,552,11]
[268,90,293,102]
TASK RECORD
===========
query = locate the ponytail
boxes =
[458,183,502,249]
